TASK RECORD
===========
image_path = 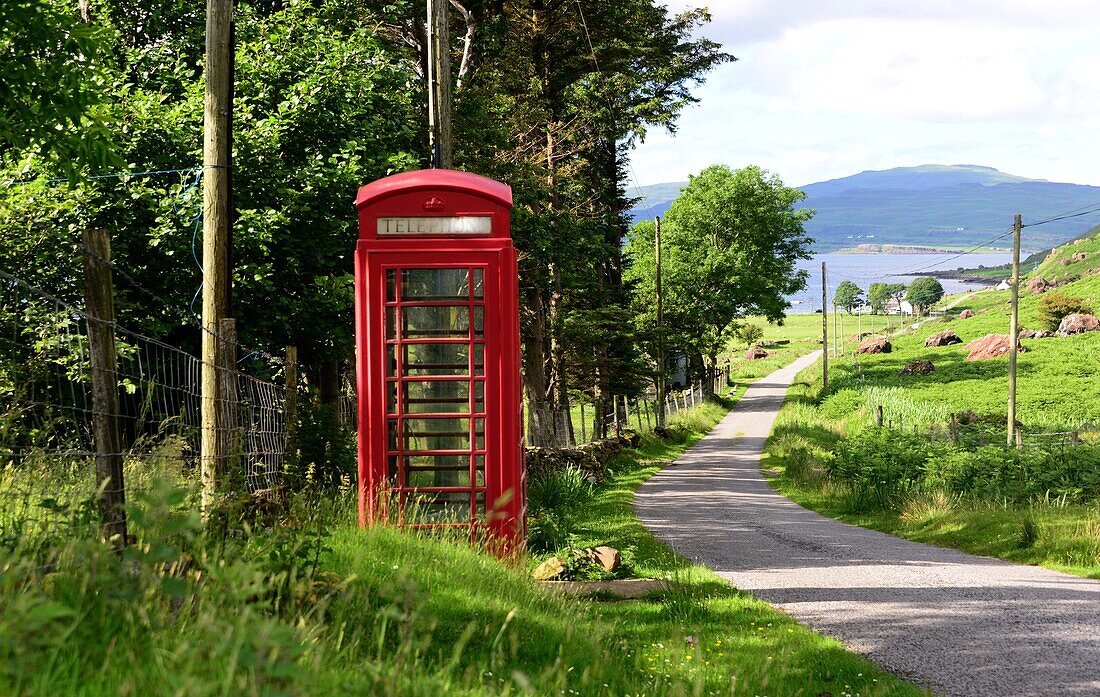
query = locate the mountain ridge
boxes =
[628,165,1100,252]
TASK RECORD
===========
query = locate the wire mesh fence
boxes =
[0,262,291,547]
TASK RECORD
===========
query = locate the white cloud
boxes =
[631,2,1100,186]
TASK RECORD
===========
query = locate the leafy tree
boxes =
[736,323,764,347]
[866,282,905,314]
[0,0,117,178]
[906,277,944,315]
[626,165,813,394]
[833,280,863,314]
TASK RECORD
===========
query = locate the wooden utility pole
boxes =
[81,228,127,545]
[1007,213,1022,446]
[426,0,453,168]
[201,0,234,514]
[655,216,666,429]
[821,261,828,390]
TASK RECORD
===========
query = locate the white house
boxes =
[996,280,1011,291]
[884,297,914,315]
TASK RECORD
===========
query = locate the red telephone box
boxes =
[354,169,524,552]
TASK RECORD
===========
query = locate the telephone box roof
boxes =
[355,169,513,211]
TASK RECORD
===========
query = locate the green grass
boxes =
[1,363,929,695]
[829,272,1100,429]
[764,360,1100,580]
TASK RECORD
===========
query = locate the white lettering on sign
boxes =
[377,216,492,235]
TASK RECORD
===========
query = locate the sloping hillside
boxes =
[1030,224,1100,283]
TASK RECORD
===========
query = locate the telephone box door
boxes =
[362,252,514,536]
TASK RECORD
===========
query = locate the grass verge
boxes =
[764,366,1100,580]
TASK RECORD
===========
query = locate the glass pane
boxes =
[474,380,485,413]
[386,345,398,377]
[386,382,398,413]
[473,344,485,376]
[404,493,484,524]
[473,269,484,299]
[402,268,468,300]
[475,417,485,450]
[403,306,469,338]
[401,417,470,451]
[473,307,484,338]
[402,381,470,414]
[407,454,474,470]
[402,343,470,376]
[387,418,398,450]
[404,468,483,489]
[386,307,397,339]
[385,269,397,301]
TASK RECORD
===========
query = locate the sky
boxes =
[630,1,1100,188]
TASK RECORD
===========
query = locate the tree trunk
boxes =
[703,353,717,398]
[522,287,552,446]
[547,261,574,446]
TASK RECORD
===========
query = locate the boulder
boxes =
[744,346,768,360]
[1018,328,1053,339]
[965,334,1026,361]
[533,557,567,581]
[1071,252,1088,262]
[924,330,962,347]
[1026,277,1051,294]
[1057,313,1100,336]
[899,359,935,376]
[958,309,975,319]
[583,546,621,573]
[856,336,891,354]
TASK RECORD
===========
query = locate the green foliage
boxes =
[833,280,863,313]
[626,165,814,373]
[866,282,908,314]
[1036,292,1094,332]
[0,0,117,177]
[526,465,594,552]
[906,277,944,315]
[736,322,764,346]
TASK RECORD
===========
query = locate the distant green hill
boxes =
[629,165,1100,253]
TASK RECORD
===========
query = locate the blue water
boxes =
[787,253,1014,313]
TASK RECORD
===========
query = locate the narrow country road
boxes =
[636,351,1100,697]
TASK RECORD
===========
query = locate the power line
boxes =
[1022,203,1100,229]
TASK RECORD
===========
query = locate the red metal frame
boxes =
[354,170,524,553]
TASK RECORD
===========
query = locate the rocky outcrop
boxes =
[583,546,621,573]
[1018,328,1053,339]
[965,334,1026,361]
[1026,277,1051,294]
[856,336,891,354]
[958,309,975,319]
[925,330,962,347]
[899,359,935,376]
[744,346,768,360]
[533,557,566,580]
[1057,313,1100,336]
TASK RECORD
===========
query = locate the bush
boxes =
[1036,293,1094,332]
[830,428,944,511]
[526,466,594,552]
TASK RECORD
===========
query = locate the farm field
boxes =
[764,252,1100,578]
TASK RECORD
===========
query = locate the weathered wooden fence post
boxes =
[875,405,884,427]
[81,228,127,546]
[284,345,299,462]
[216,318,239,488]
